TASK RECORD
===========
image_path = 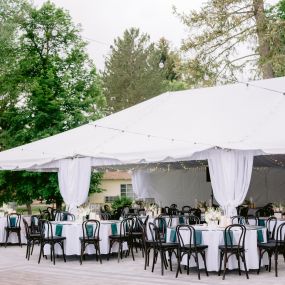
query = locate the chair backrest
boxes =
[266,216,277,240]
[190,208,201,219]
[246,215,258,225]
[148,222,164,247]
[101,212,111,220]
[153,216,167,241]
[164,206,170,215]
[275,222,285,244]
[231,215,246,225]
[30,215,40,233]
[223,224,246,250]
[186,215,200,225]
[39,220,54,239]
[55,211,75,221]
[7,213,21,228]
[23,218,31,238]
[119,217,134,237]
[181,205,191,214]
[40,210,51,221]
[176,224,198,248]
[82,219,100,239]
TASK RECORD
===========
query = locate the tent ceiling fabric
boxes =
[0,76,285,170]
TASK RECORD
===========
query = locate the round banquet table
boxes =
[0,215,30,244]
[166,225,268,272]
[43,220,127,256]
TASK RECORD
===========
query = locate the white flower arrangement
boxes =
[205,207,222,224]
[77,204,91,220]
[1,204,14,214]
[272,202,284,213]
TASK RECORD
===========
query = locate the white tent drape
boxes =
[58,157,91,213]
[208,149,253,217]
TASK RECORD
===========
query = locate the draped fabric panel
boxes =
[58,157,91,213]
[208,149,253,217]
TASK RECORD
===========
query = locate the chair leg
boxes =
[195,251,201,280]
[61,242,66,262]
[80,242,84,265]
[222,253,227,280]
[237,253,241,275]
[176,251,181,278]
[38,243,43,264]
[241,252,249,279]
[51,244,55,265]
[218,251,223,276]
[31,240,35,255]
[274,251,278,277]
[96,242,102,264]
[25,241,29,259]
[201,251,209,276]
[257,248,262,274]
[107,240,113,261]
[160,251,164,275]
[152,250,157,272]
[18,230,22,247]
[5,230,9,247]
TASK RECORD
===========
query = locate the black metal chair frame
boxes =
[5,213,22,247]
[218,224,249,280]
[38,220,66,265]
[186,215,200,225]
[23,218,41,260]
[257,222,285,277]
[148,222,178,276]
[107,217,135,262]
[176,224,208,279]
[80,220,102,264]
[231,215,246,225]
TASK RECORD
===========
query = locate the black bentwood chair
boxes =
[5,213,22,247]
[23,218,41,260]
[79,220,102,264]
[218,224,249,280]
[148,222,178,276]
[257,222,285,277]
[38,220,66,265]
[107,217,135,262]
[176,225,208,279]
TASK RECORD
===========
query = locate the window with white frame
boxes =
[105,196,119,203]
[120,184,136,199]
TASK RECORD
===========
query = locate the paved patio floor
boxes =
[0,245,285,285]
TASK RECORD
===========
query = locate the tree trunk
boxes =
[56,200,62,210]
[26,203,32,215]
[253,0,274,79]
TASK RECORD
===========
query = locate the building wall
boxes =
[89,179,132,205]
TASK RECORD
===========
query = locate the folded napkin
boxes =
[86,224,94,238]
[224,230,235,246]
[195,230,202,245]
[257,229,264,243]
[170,229,176,242]
[55,224,63,236]
[258,219,266,227]
[179,216,185,225]
[9,217,16,227]
[111,223,118,235]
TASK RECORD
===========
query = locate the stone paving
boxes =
[0,245,285,285]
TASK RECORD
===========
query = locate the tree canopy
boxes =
[0,1,105,209]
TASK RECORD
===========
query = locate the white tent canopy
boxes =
[1,77,285,215]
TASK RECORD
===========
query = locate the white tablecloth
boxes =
[0,216,30,244]
[43,220,127,256]
[166,225,267,272]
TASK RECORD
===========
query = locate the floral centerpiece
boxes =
[77,204,91,221]
[1,204,14,215]
[205,207,222,227]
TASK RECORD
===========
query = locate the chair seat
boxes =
[218,245,245,251]
[5,227,21,230]
[30,233,41,238]
[132,232,143,237]
[44,236,66,242]
[79,236,100,242]
[182,244,208,250]
[109,235,128,240]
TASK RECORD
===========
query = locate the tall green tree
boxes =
[0,1,105,210]
[175,0,281,85]
[103,28,182,113]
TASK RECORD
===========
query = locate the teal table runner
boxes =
[55,224,63,236]
[170,229,176,242]
[9,217,16,227]
[169,229,202,245]
[179,216,185,224]
[111,223,118,235]
[257,229,264,243]
[195,230,202,245]
[224,231,235,246]
[86,224,94,238]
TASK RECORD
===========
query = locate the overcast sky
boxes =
[33,0,279,72]
[33,0,202,71]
